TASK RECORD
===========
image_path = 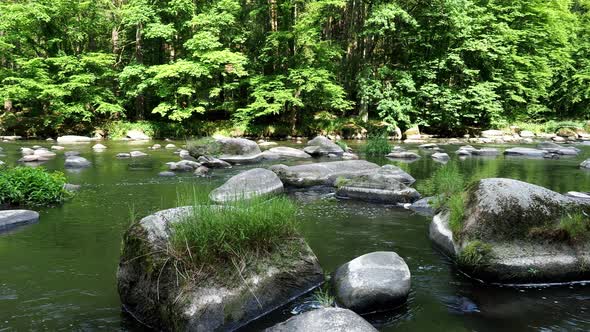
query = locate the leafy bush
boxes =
[362,133,391,156]
[0,167,70,206]
[169,188,298,267]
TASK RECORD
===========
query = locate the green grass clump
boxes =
[312,286,334,307]
[362,134,391,156]
[169,188,298,268]
[418,162,464,209]
[0,166,70,206]
[458,240,493,269]
[448,192,466,235]
[558,211,590,240]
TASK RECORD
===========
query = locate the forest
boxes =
[1,0,590,138]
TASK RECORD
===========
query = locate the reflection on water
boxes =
[1,140,590,331]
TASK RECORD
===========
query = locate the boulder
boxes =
[118,207,323,331]
[65,156,91,168]
[582,159,590,169]
[21,148,34,155]
[408,196,435,216]
[504,147,548,158]
[552,136,566,142]
[18,154,52,162]
[151,144,162,149]
[481,130,504,138]
[33,149,56,158]
[216,137,263,163]
[304,136,344,156]
[194,166,209,177]
[432,152,450,162]
[166,160,201,172]
[0,135,22,141]
[51,145,65,150]
[270,160,380,187]
[165,143,176,149]
[209,168,284,203]
[126,130,150,141]
[333,252,411,314]
[520,131,535,138]
[258,141,278,148]
[0,210,40,231]
[266,308,377,332]
[537,142,580,156]
[430,178,590,283]
[197,155,231,168]
[130,151,148,158]
[335,168,419,204]
[56,135,92,143]
[556,127,578,138]
[267,147,311,159]
[92,144,107,150]
[386,151,420,159]
[419,143,439,150]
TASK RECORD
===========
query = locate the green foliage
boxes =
[449,193,466,236]
[169,188,298,267]
[335,141,348,151]
[312,286,334,307]
[558,211,590,240]
[0,167,70,206]
[458,241,493,269]
[418,163,464,205]
[2,0,590,137]
[362,133,391,156]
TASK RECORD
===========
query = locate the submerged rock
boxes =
[432,152,450,162]
[0,210,39,231]
[386,151,420,159]
[209,168,284,203]
[166,160,201,172]
[581,159,590,169]
[197,155,231,168]
[92,144,107,150]
[116,153,131,159]
[408,196,435,216]
[335,168,420,204]
[65,151,81,157]
[63,183,81,191]
[118,207,323,331]
[538,142,580,155]
[266,308,377,332]
[429,178,590,283]
[333,252,411,314]
[304,136,344,156]
[57,135,93,143]
[65,156,91,168]
[130,151,148,158]
[158,171,176,177]
[270,160,380,187]
[471,148,499,156]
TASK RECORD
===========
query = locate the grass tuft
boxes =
[362,133,391,156]
[448,193,466,235]
[335,140,348,152]
[311,286,334,307]
[458,240,493,269]
[558,211,590,240]
[169,187,298,269]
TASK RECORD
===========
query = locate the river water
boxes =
[1,139,590,331]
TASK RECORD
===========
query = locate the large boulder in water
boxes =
[335,166,420,204]
[126,130,150,141]
[65,156,91,168]
[504,147,548,158]
[266,308,377,332]
[429,178,590,283]
[0,210,39,232]
[56,135,92,143]
[217,137,263,163]
[117,207,323,331]
[332,252,411,314]
[537,142,580,155]
[270,160,380,187]
[304,136,344,156]
[209,168,284,203]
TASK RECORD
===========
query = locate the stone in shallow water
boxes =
[304,136,344,156]
[0,210,39,231]
[126,130,150,141]
[130,151,148,158]
[197,155,231,168]
[504,147,548,158]
[117,207,323,331]
[432,152,450,162]
[65,156,91,168]
[266,307,377,332]
[332,252,411,314]
[158,171,176,177]
[270,160,380,187]
[209,168,283,203]
[386,151,420,159]
[581,159,590,169]
[471,148,499,156]
[92,144,107,150]
[57,135,92,143]
[335,167,420,204]
[65,151,81,157]
[266,147,311,159]
[116,153,131,159]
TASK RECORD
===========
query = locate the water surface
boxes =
[1,140,590,331]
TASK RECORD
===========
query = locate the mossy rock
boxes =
[117,207,324,331]
[429,178,590,283]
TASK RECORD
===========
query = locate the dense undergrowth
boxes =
[0,166,70,206]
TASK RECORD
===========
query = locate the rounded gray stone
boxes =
[266,308,377,332]
[0,210,40,231]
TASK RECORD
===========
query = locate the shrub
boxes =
[169,188,298,268]
[457,240,493,269]
[362,133,391,156]
[0,166,70,206]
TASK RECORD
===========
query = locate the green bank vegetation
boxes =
[0,166,70,206]
[2,1,590,138]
